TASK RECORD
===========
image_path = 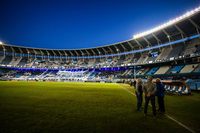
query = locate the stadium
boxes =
[0,2,200,133]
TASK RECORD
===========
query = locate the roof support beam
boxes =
[57,50,63,61]
[120,43,126,52]
[174,24,185,38]
[162,29,170,37]
[74,50,79,57]
[107,46,113,54]
[46,50,50,60]
[85,49,90,56]
[10,47,15,57]
[113,45,119,53]
[1,45,5,50]
[26,48,30,59]
[188,18,200,34]
[100,47,107,55]
[18,48,24,57]
[143,37,151,47]
[68,51,74,57]
[63,51,68,60]
[51,50,57,60]
[134,39,143,49]
[79,50,84,56]
[162,29,171,42]
[152,33,162,44]
[96,48,101,55]
[33,49,37,59]
[90,49,96,56]
[39,50,45,59]
[57,50,62,56]
[127,41,135,50]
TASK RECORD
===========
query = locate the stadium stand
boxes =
[155,66,170,75]
[155,47,172,62]
[146,67,159,75]
[167,65,184,74]
[9,57,22,66]
[1,56,12,66]
[193,64,200,73]
[167,44,183,59]
[180,64,198,73]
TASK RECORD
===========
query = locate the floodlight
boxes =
[133,6,200,39]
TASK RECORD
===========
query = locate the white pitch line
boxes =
[119,84,196,133]
[165,114,196,133]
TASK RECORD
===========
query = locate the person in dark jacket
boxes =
[135,78,143,111]
[156,78,165,113]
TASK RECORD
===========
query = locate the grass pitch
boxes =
[0,81,199,133]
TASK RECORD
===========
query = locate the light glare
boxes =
[133,6,200,39]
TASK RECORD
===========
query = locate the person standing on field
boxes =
[143,76,157,116]
[135,78,143,111]
[156,78,165,113]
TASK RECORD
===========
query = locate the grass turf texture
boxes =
[0,81,199,133]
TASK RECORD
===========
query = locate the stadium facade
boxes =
[0,6,200,93]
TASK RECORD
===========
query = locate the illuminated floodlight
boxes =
[133,6,200,39]
[0,41,3,45]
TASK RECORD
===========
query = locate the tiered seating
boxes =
[167,65,184,74]
[193,64,200,73]
[141,54,149,64]
[115,56,125,66]
[182,42,198,57]
[122,54,134,65]
[164,85,190,95]
[155,66,170,75]
[87,59,96,68]
[9,57,22,66]
[56,70,94,81]
[0,56,12,65]
[136,68,149,75]
[167,44,183,59]
[18,57,28,67]
[0,38,199,71]
[122,70,131,76]
[146,67,159,75]
[136,54,146,64]
[179,64,198,73]
[156,47,172,62]
[25,58,35,67]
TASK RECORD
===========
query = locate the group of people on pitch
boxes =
[132,76,165,116]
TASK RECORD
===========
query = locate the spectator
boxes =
[131,79,137,88]
[156,78,165,113]
[143,76,157,116]
[135,78,143,111]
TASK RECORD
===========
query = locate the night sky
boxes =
[0,0,199,49]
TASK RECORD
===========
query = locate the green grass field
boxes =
[0,81,199,133]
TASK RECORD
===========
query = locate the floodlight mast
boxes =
[133,6,200,39]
